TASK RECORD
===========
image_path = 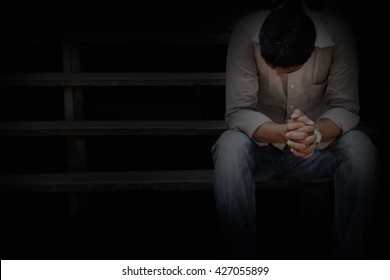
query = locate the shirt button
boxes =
[290,105,294,109]
[290,84,295,88]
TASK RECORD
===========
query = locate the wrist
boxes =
[280,124,288,143]
[253,122,287,143]
[314,127,322,144]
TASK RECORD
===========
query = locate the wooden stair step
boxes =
[0,73,226,86]
[1,31,232,44]
[0,170,333,192]
[0,121,378,137]
[0,121,227,136]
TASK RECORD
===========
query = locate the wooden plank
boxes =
[0,73,226,86]
[0,121,228,136]
[0,170,333,192]
[63,43,87,172]
[0,170,214,192]
[0,121,378,137]
[0,31,231,44]
[63,44,81,74]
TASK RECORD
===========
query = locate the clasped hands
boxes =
[285,109,317,159]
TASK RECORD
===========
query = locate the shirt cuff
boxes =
[316,107,359,150]
[317,107,359,133]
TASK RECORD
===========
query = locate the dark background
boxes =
[0,1,388,260]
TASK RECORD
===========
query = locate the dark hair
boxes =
[259,7,316,68]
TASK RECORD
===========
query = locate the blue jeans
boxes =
[212,129,378,258]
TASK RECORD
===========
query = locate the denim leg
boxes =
[329,130,378,258]
[212,130,280,258]
[283,130,378,257]
[212,129,377,258]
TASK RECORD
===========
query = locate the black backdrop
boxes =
[0,1,388,260]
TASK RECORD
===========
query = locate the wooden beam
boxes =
[0,170,333,192]
[0,121,378,137]
[0,31,231,44]
[63,43,87,172]
[0,120,228,136]
[0,73,226,86]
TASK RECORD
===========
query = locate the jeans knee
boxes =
[336,130,378,181]
[212,130,255,164]
[212,130,258,210]
[341,130,377,162]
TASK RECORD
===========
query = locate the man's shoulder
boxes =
[232,10,271,40]
[315,11,353,37]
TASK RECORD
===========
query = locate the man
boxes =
[212,1,378,259]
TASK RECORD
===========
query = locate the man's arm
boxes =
[225,12,274,142]
[252,121,286,144]
[315,14,360,135]
[314,118,342,143]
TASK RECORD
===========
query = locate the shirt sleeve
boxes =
[225,15,271,145]
[317,15,360,134]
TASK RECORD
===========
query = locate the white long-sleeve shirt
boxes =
[225,9,360,149]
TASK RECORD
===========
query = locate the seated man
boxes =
[212,1,378,259]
